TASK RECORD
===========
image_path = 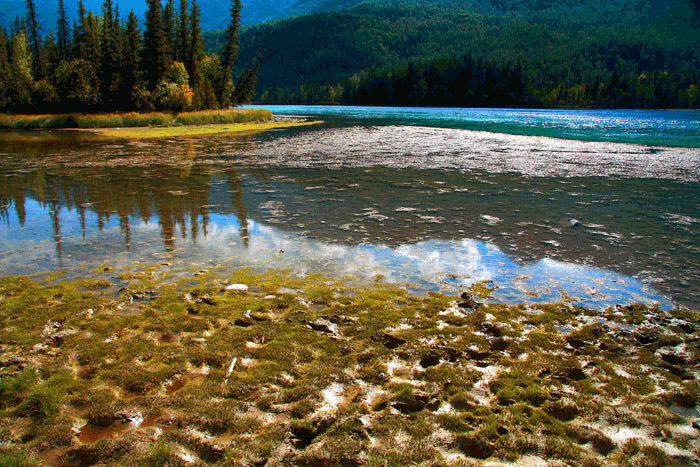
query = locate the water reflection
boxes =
[0,163,686,310]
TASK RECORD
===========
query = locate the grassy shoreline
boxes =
[0,109,274,130]
[0,266,697,466]
[0,109,323,140]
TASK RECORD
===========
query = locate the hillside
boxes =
[3,0,695,34]
[205,0,700,106]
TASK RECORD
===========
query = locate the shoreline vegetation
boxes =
[0,108,321,139]
[0,266,698,466]
[0,108,272,130]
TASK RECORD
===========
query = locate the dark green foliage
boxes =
[142,0,168,88]
[56,0,70,59]
[0,0,258,112]
[212,2,700,108]
[220,0,242,105]
[175,0,190,64]
[24,0,42,76]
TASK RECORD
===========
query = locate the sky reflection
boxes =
[0,199,669,310]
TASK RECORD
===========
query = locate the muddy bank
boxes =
[0,266,698,466]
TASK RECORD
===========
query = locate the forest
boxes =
[223,3,700,108]
[0,0,260,113]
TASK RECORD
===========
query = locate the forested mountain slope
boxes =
[204,0,700,107]
[3,0,694,33]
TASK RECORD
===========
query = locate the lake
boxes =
[1,106,699,310]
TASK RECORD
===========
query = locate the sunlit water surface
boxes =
[1,107,699,310]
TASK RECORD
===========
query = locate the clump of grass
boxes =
[174,108,272,125]
[0,453,42,467]
[0,369,38,409]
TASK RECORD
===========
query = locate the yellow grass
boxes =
[0,108,274,129]
[81,120,322,139]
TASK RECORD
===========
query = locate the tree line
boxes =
[0,0,261,113]
[263,54,699,109]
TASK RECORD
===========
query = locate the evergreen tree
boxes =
[0,27,11,109]
[162,0,175,63]
[220,0,241,105]
[142,0,168,88]
[121,11,141,106]
[100,0,121,105]
[188,0,205,100]
[82,11,101,64]
[56,0,70,60]
[73,0,87,58]
[175,0,190,65]
[24,0,43,77]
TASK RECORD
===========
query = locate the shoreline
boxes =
[0,266,697,466]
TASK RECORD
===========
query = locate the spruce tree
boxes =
[175,0,190,65]
[162,0,175,63]
[220,0,241,105]
[56,0,70,60]
[187,0,204,91]
[100,0,121,106]
[121,11,141,106]
[73,0,87,58]
[24,0,43,77]
[142,0,168,88]
[0,27,10,109]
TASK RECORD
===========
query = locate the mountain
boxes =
[210,0,700,106]
[4,0,696,33]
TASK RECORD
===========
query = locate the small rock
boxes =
[226,284,248,292]
[264,295,276,300]
[307,318,338,336]
[569,219,581,227]
[458,292,481,310]
[692,419,700,430]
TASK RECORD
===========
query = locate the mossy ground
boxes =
[0,267,698,466]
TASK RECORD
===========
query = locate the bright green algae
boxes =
[0,267,698,466]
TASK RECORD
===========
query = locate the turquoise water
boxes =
[247,105,700,147]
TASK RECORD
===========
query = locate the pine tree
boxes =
[162,0,175,63]
[24,0,43,77]
[231,45,262,106]
[73,0,86,58]
[141,0,168,89]
[100,0,121,106]
[175,0,190,65]
[142,0,168,88]
[0,27,11,109]
[220,0,241,106]
[121,11,141,106]
[187,0,205,92]
[56,0,70,60]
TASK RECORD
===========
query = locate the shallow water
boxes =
[1,108,699,310]
[249,105,700,148]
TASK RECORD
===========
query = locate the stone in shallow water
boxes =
[225,284,248,292]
